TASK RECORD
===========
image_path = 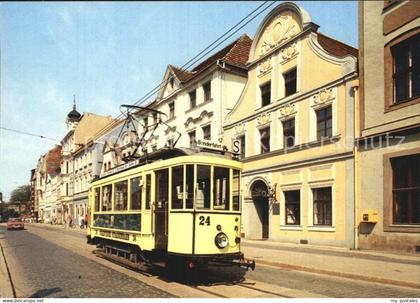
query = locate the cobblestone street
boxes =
[1,224,419,298]
[0,226,173,298]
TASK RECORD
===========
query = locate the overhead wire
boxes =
[0,126,60,142]
[84,1,277,143]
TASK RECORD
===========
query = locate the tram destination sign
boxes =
[196,139,227,152]
[100,159,140,178]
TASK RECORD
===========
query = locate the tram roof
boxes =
[96,147,235,181]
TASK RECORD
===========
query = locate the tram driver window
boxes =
[114,180,128,211]
[213,167,230,210]
[130,177,142,210]
[196,165,210,209]
[102,184,112,211]
[172,166,184,209]
[186,165,194,209]
[94,187,100,212]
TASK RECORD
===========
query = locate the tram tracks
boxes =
[93,245,293,298]
[26,225,300,298]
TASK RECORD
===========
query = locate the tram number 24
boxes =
[199,216,211,226]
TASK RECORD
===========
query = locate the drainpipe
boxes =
[353,82,360,250]
[217,59,226,143]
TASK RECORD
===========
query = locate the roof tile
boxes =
[317,32,358,58]
[170,34,253,84]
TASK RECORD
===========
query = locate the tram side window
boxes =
[213,167,230,210]
[233,170,240,211]
[155,169,169,209]
[130,177,142,210]
[114,180,128,211]
[186,165,194,209]
[146,174,151,209]
[102,184,112,211]
[94,187,100,212]
[196,165,211,209]
[172,166,184,209]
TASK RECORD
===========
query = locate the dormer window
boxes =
[169,77,174,89]
[260,82,271,107]
[203,81,211,101]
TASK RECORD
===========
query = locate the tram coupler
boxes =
[241,258,256,271]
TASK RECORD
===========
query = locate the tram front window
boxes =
[186,165,194,209]
[130,177,142,210]
[213,167,230,210]
[115,180,128,211]
[172,166,183,209]
[197,165,211,209]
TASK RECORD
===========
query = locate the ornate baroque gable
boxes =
[258,12,301,57]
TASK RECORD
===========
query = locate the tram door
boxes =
[154,169,169,250]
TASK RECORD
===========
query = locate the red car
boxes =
[7,218,24,230]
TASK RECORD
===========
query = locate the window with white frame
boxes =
[313,187,332,226]
[284,190,300,225]
[203,81,211,102]
[189,90,197,108]
[316,106,332,140]
[169,102,175,119]
[202,125,211,140]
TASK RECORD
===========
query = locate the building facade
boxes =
[43,145,62,223]
[223,2,358,248]
[129,34,252,154]
[357,1,420,252]
[34,154,47,222]
[59,101,115,224]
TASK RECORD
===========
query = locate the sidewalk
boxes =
[241,239,420,289]
[28,222,87,235]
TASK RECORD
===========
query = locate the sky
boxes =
[0,1,358,201]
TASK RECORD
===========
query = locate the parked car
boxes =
[6,218,24,231]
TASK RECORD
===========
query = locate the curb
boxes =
[0,242,15,298]
[256,259,420,290]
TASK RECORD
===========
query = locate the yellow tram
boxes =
[86,148,254,271]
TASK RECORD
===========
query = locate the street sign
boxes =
[232,138,241,155]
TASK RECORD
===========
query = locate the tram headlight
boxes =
[215,232,229,249]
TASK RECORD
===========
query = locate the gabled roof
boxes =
[317,32,358,58]
[45,145,62,174]
[169,34,253,84]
